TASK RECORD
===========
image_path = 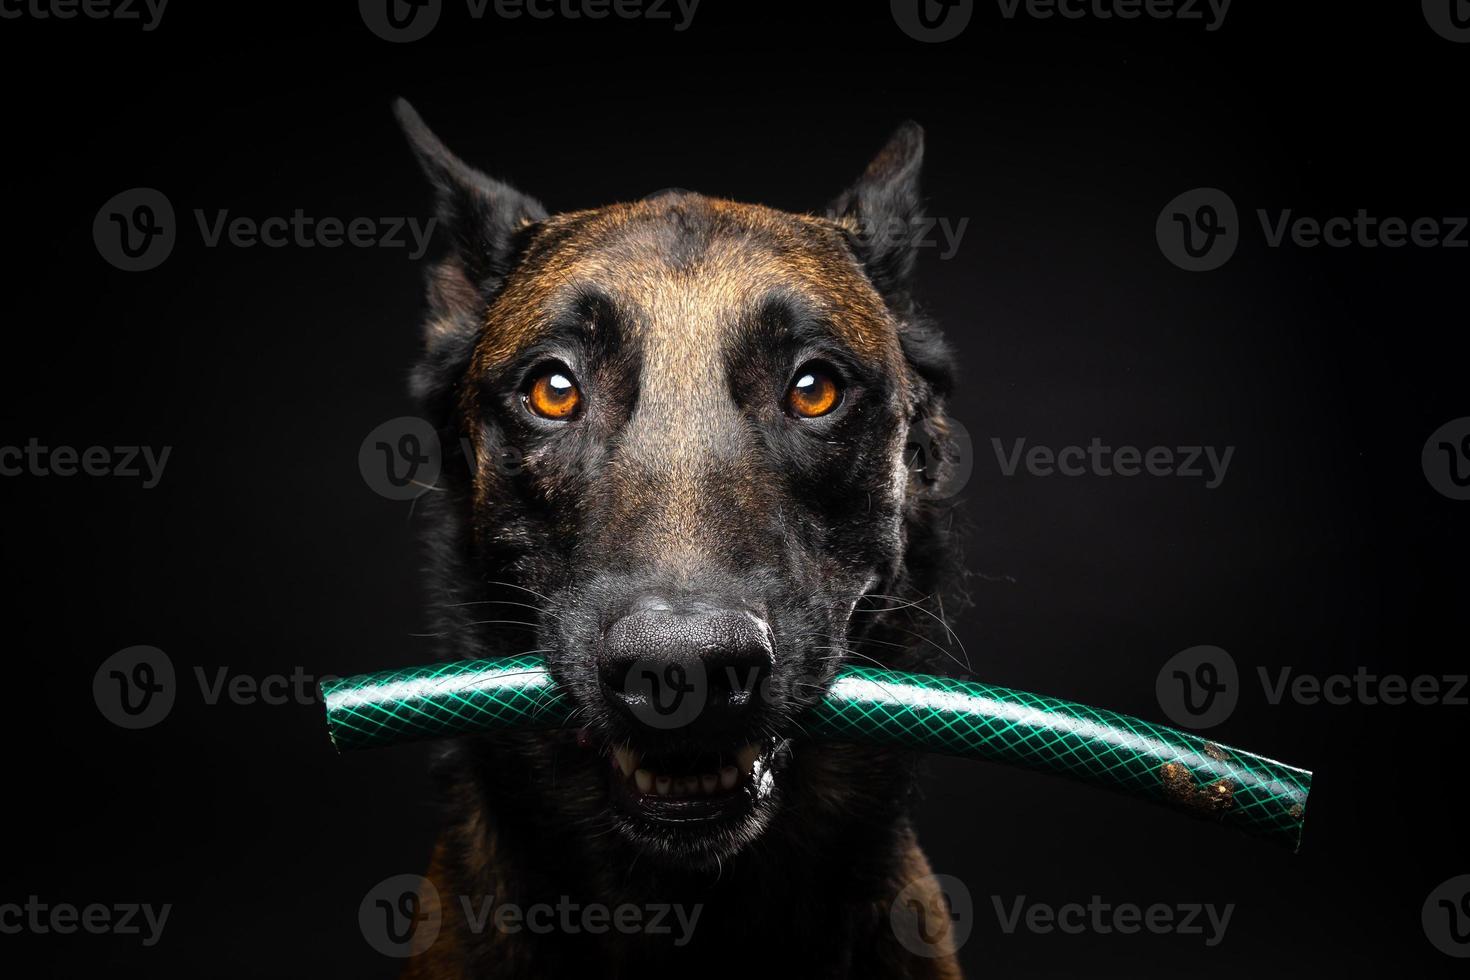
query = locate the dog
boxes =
[391,99,967,978]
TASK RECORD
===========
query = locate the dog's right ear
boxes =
[395,99,547,412]
[395,98,547,310]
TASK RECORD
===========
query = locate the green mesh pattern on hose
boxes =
[321,656,1311,849]
[811,667,1311,850]
[321,654,573,752]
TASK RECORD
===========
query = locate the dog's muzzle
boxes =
[594,594,782,828]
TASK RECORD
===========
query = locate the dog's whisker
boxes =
[459,618,544,629]
[857,592,971,670]
[419,618,548,640]
[810,645,896,673]
[529,688,571,712]
[880,623,972,676]
[442,599,565,623]
[848,591,935,614]
[480,579,560,606]
[794,630,915,654]
[408,617,548,639]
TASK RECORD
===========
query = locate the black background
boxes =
[2,2,1467,976]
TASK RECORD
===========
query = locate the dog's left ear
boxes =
[827,121,926,301]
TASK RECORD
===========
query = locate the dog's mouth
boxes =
[605,739,783,830]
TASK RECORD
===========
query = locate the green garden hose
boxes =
[321,654,1312,849]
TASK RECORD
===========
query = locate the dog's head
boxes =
[399,101,961,870]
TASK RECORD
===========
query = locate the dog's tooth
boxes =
[700,773,718,794]
[736,744,760,776]
[719,766,738,790]
[634,769,653,794]
[613,746,635,774]
[655,775,672,796]
[677,776,699,796]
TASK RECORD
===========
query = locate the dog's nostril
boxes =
[598,598,773,732]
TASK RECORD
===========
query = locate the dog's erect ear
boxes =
[827,122,925,300]
[828,123,951,401]
[394,98,547,299]
[395,99,548,414]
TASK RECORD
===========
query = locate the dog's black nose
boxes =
[598,597,774,735]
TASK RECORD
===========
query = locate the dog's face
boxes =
[400,102,955,869]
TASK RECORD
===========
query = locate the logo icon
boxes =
[360,874,441,957]
[1156,645,1239,729]
[1424,0,1470,42]
[93,646,176,729]
[1423,875,1470,957]
[359,417,442,500]
[907,414,975,500]
[360,0,442,42]
[1157,188,1239,271]
[1422,418,1470,501]
[94,188,176,272]
[890,873,973,958]
[891,0,974,42]
[623,658,708,730]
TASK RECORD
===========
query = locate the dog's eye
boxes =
[524,364,582,420]
[786,363,843,419]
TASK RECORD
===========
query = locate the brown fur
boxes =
[459,196,910,569]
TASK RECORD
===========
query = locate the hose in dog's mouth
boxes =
[319,654,1313,850]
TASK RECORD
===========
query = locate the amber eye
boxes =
[786,363,843,418]
[524,365,582,420]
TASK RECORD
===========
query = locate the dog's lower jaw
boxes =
[602,737,785,871]
[402,743,963,979]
